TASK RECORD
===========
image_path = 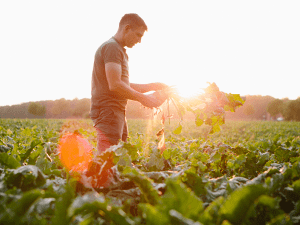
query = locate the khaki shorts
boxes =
[90,107,128,152]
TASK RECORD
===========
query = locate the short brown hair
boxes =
[119,13,148,31]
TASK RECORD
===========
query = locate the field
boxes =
[1,118,300,224]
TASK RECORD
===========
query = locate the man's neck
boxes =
[113,33,125,47]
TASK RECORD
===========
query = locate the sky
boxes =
[1,0,299,106]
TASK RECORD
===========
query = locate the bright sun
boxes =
[174,82,206,99]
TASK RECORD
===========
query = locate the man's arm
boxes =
[105,62,162,108]
[130,83,168,93]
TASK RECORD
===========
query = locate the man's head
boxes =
[116,13,148,48]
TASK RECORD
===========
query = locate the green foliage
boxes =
[4,165,46,191]
[123,167,160,205]
[51,181,75,225]
[219,184,266,224]
[0,189,44,224]
[0,152,21,169]
[161,178,204,220]
[0,119,300,224]
[137,178,204,224]
[173,123,183,134]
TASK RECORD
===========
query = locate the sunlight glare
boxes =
[174,82,205,99]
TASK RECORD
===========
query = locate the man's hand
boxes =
[151,82,169,91]
[139,95,159,108]
[140,89,169,108]
[130,82,169,93]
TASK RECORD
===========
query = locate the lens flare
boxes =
[58,133,93,175]
[58,132,116,189]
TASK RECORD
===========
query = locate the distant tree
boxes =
[243,104,255,116]
[283,98,300,121]
[51,98,71,116]
[226,95,275,120]
[267,99,283,119]
[28,102,46,116]
[72,98,90,117]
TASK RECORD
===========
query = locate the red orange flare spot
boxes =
[59,133,93,174]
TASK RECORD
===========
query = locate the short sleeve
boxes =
[102,43,123,64]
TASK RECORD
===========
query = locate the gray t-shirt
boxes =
[91,37,129,112]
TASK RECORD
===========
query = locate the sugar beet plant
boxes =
[155,82,245,151]
[1,112,300,223]
[167,82,245,134]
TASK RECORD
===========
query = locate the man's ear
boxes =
[123,24,131,34]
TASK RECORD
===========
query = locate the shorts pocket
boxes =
[98,108,115,125]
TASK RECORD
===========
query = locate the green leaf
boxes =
[224,105,234,112]
[0,152,21,169]
[212,124,221,133]
[115,147,132,168]
[5,165,46,191]
[220,184,266,225]
[161,178,204,221]
[234,154,246,166]
[69,192,135,225]
[35,149,52,175]
[169,209,202,225]
[123,142,139,161]
[0,145,10,152]
[257,152,270,166]
[209,152,221,163]
[51,181,76,225]
[21,127,32,136]
[148,150,165,171]
[256,195,279,208]
[266,214,291,224]
[293,179,300,195]
[198,196,224,224]
[123,168,160,205]
[184,170,207,197]
[139,203,170,225]
[195,115,204,127]
[221,220,233,225]
[275,147,290,162]
[163,149,171,160]
[21,138,42,163]
[226,94,245,104]
[0,189,43,224]
[173,124,182,135]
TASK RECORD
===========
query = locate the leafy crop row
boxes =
[0,119,300,224]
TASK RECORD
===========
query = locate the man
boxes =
[90,13,168,153]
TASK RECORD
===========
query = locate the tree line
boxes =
[225,95,300,121]
[267,98,300,121]
[0,95,299,121]
[0,98,91,119]
[0,98,152,119]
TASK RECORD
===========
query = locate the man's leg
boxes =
[95,127,113,153]
[92,107,126,153]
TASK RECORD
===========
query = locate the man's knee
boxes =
[95,127,120,153]
[96,139,111,153]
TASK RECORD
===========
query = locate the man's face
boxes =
[124,26,145,48]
